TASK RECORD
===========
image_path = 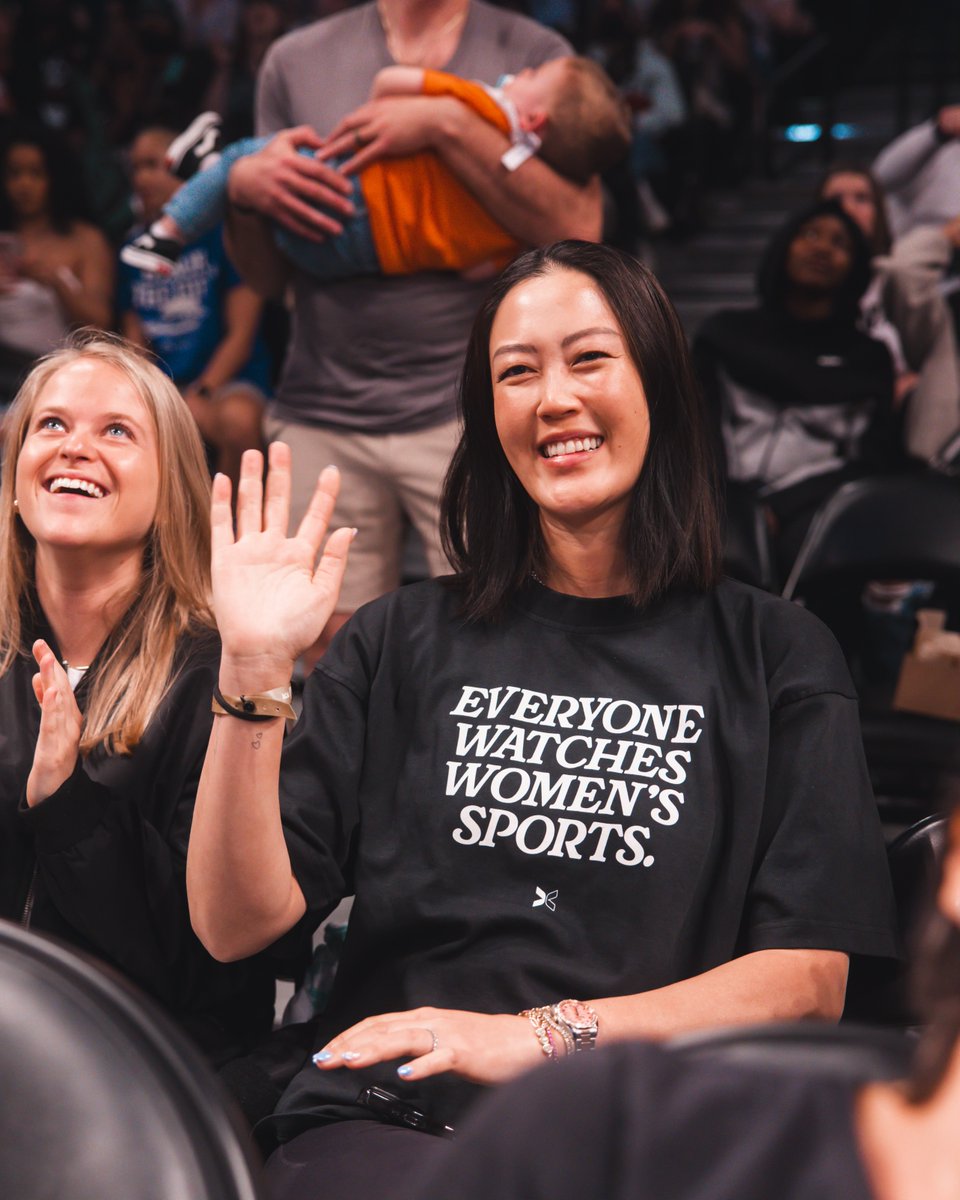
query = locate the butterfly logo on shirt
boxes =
[532,886,558,912]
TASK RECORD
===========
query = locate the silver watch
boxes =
[551,999,599,1052]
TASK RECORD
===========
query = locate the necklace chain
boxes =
[376,0,469,67]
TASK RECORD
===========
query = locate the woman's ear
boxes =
[936,810,960,924]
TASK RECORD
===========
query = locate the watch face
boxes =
[557,1000,597,1030]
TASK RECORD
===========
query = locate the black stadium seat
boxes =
[0,920,265,1199]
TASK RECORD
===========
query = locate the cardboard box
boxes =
[893,609,960,723]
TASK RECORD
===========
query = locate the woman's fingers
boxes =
[312,525,356,605]
[27,640,83,807]
[263,441,292,534]
[314,1024,450,1079]
[234,448,266,538]
[296,464,340,555]
[210,471,235,553]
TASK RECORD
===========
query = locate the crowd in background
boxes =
[5,2,960,1197]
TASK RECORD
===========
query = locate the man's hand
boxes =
[227,126,356,243]
[319,95,464,175]
[937,105,960,139]
[943,213,960,249]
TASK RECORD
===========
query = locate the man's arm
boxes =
[873,107,960,194]
[322,94,602,245]
[224,126,356,295]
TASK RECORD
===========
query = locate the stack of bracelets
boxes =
[519,999,599,1061]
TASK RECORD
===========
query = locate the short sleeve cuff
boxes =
[745,917,900,962]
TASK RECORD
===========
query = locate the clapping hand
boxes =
[26,639,83,808]
[211,443,355,689]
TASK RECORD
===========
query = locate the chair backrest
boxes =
[843,813,949,1027]
[722,482,778,592]
[783,473,960,601]
[0,921,265,1200]
[887,812,949,944]
[669,1020,914,1085]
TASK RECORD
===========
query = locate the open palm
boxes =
[211,444,355,676]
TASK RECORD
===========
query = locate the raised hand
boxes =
[312,1006,545,1086]
[211,442,355,689]
[26,639,83,808]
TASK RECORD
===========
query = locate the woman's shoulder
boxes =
[709,580,858,703]
[67,220,112,256]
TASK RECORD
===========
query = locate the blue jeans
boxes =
[164,136,381,280]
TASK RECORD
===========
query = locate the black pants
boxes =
[264,1120,451,1200]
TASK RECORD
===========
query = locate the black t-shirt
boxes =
[412,1041,876,1200]
[271,579,896,1135]
[0,612,277,1061]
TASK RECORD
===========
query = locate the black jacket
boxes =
[0,607,278,1063]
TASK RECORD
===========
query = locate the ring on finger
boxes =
[425,1028,439,1054]
[354,129,365,149]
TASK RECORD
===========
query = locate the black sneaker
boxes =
[166,112,223,181]
[120,228,182,275]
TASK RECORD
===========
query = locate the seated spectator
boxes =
[694,198,899,576]
[650,0,756,190]
[122,57,631,280]
[399,791,960,1200]
[872,104,960,239]
[0,330,277,1064]
[186,241,895,1195]
[820,165,960,461]
[119,124,270,491]
[0,122,113,411]
[586,1,687,236]
[202,0,289,143]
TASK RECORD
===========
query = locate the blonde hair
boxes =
[540,57,632,184]
[0,330,214,755]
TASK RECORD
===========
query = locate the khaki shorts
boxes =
[265,414,460,612]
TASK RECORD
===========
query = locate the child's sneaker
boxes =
[166,112,223,181]
[120,228,182,275]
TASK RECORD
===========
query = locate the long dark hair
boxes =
[0,121,91,234]
[441,241,722,622]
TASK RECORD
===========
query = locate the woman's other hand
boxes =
[211,442,355,687]
[26,639,82,807]
[312,1007,546,1086]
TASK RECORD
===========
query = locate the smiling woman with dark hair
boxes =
[187,240,896,1197]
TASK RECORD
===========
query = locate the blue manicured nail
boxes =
[312,1050,331,1064]
[341,1051,361,1062]
[397,1064,413,1078]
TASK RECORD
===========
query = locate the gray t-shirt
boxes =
[257,1,569,433]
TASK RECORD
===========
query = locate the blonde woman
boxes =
[0,330,276,1063]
